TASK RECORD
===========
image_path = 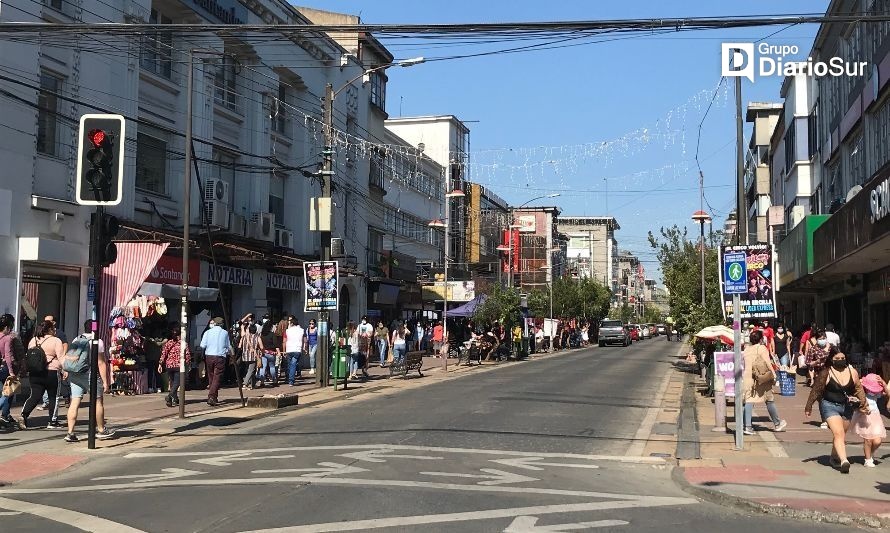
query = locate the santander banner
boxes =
[144,254,201,285]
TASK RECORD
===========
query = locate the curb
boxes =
[672,451,888,529]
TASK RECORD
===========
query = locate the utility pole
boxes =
[318,83,334,388]
[179,49,195,419]
[735,73,747,245]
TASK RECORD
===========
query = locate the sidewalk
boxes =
[0,350,546,484]
[678,363,890,529]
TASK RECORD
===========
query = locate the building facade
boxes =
[464,183,509,286]
[508,206,562,289]
[556,216,619,291]
[745,102,783,244]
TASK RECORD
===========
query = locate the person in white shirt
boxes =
[358,316,374,378]
[825,323,841,348]
[283,316,306,386]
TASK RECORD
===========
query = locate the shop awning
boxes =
[448,294,488,317]
[138,282,219,302]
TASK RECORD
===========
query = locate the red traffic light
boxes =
[88,129,107,147]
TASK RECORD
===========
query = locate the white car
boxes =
[640,326,651,339]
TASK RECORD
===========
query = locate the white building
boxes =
[0,0,392,336]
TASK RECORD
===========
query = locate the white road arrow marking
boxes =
[252,462,369,478]
[92,468,205,484]
[489,457,601,472]
[191,453,295,467]
[337,449,444,463]
[420,468,539,486]
[503,515,628,532]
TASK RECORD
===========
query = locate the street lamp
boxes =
[503,193,560,288]
[692,210,712,307]
[429,178,464,374]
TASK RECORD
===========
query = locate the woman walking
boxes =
[257,320,279,388]
[774,324,792,367]
[239,324,263,390]
[158,325,191,407]
[306,319,319,377]
[391,322,408,366]
[742,329,787,436]
[375,320,389,368]
[21,320,65,429]
[805,349,868,473]
[804,327,831,387]
[346,321,361,381]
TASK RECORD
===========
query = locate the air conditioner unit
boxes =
[231,213,247,237]
[275,228,294,249]
[204,178,230,203]
[250,212,275,242]
[203,199,230,229]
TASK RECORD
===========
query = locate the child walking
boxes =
[852,373,889,467]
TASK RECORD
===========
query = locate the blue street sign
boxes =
[87,277,96,300]
[723,252,747,295]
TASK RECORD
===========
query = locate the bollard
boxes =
[712,374,727,432]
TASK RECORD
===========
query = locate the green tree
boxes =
[648,225,724,341]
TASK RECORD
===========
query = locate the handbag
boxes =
[3,375,21,396]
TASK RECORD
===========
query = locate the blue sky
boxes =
[303,1,827,279]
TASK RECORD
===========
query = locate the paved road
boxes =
[0,339,856,532]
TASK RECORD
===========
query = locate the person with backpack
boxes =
[62,321,115,442]
[0,313,24,428]
[742,329,787,436]
[21,320,65,429]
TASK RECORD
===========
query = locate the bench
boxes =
[389,350,423,378]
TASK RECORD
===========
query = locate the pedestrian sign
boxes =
[723,251,747,295]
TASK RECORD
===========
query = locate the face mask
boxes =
[777,329,784,333]
[831,359,848,370]
[817,339,827,347]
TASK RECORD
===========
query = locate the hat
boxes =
[861,374,884,395]
[212,317,225,326]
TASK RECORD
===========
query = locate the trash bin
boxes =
[778,370,796,396]
[331,346,350,381]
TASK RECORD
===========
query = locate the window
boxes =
[369,71,386,111]
[369,148,385,190]
[214,53,239,112]
[269,172,285,222]
[135,132,167,194]
[271,83,288,135]
[849,133,865,188]
[874,97,890,172]
[345,116,357,166]
[48,0,63,10]
[36,72,61,156]
[784,119,796,174]
[141,10,173,79]
[808,101,819,159]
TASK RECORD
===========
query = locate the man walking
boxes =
[200,317,231,406]
[283,316,305,386]
[63,321,115,442]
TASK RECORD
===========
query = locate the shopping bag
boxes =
[778,370,796,396]
[3,375,21,396]
[797,354,807,368]
[386,347,394,364]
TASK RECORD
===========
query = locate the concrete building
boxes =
[0,0,397,337]
[745,103,783,244]
[464,183,509,286]
[556,216,619,290]
[508,206,562,289]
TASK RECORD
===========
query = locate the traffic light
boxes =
[76,114,125,206]
[90,212,119,267]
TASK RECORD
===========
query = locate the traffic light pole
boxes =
[317,83,333,389]
[87,207,104,450]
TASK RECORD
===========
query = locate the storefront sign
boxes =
[304,261,338,312]
[720,244,777,319]
[714,351,743,397]
[517,215,537,233]
[208,264,252,286]
[871,175,890,223]
[145,255,201,285]
[422,281,476,302]
[267,272,300,292]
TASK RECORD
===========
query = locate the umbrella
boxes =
[694,325,736,345]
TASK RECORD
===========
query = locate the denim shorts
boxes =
[819,399,853,421]
[68,371,103,399]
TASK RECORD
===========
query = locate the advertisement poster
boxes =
[304,261,338,312]
[714,351,744,397]
[720,244,777,320]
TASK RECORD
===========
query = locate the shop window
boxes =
[36,72,62,156]
[135,131,167,194]
[141,9,174,80]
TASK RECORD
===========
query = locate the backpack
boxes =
[752,348,776,387]
[25,339,48,376]
[62,335,91,374]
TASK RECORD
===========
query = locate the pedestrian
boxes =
[0,313,23,428]
[741,329,787,436]
[239,324,263,390]
[762,319,775,355]
[391,322,408,366]
[852,373,888,468]
[40,315,68,411]
[306,318,319,376]
[375,320,389,368]
[825,323,841,348]
[535,326,544,353]
[21,320,65,429]
[415,321,424,352]
[804,327,831,389]
[199,317,231,406]
[358,316,373,378]
[432,321,444,358]
[283,315,305,386]
[774,323,792,368]
[61,321,115,442]
[346,321,361,380]
[805,349,868,474]
[257,320,279,388]
[158,324,190,408]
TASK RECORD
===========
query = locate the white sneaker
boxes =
[309,369,316,376]
[820,422,828,429]
[774,420,787,432]
[864,458,876,468]
[743,428,755,436]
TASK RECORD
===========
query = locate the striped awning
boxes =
[99,242,169,341]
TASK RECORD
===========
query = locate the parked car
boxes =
[625,325,639,342]
[656,324,667,335]
[639,325,651,339]
[648,324,657,337]
[597,319,631,347]
[628,324,644,340]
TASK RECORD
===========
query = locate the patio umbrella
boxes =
[694,325,736,345]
